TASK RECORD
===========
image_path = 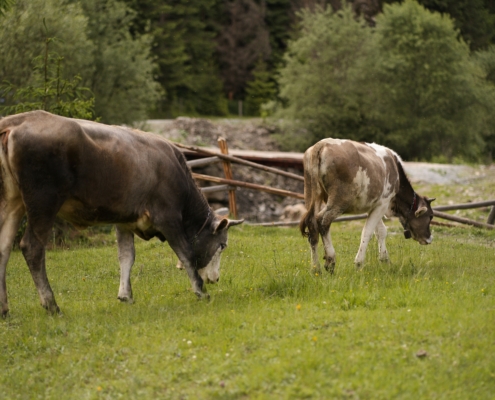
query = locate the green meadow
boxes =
[1,217,494,399]
[0,167,494,399]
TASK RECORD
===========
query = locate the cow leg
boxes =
[307,213,322,274]
[354,207,386,268]
[116,226,135,302]
[20,218,59,314]
[316,206,340,274]
[374,219,390,262]
[0,204,25,317]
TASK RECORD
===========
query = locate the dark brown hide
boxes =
[0,111,243,315]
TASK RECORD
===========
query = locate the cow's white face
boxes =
[198,245,224,284]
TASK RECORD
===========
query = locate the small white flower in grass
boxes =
[192,355,197,360]
[187,340,192,345]
[225,353,230,357]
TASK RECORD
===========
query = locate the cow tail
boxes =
[299,146,316,238]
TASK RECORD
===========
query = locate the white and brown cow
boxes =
[300,138,435,273]
[0,111,243,316]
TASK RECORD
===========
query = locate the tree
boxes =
[367,0,486,161]
[245,58,277,115]
[0,0,14,17]
[384,0,495,51]
[1,0,161,124]
[217,0,271,100]
[124,0,227,116]
[1,31,95,119]
[79,0,162,123]
[276,5,374,149]
[0,0,94,99]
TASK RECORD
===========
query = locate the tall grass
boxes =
[1,222,494,399]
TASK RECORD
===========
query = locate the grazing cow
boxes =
[0,111,243,316]
[300,138,435,273]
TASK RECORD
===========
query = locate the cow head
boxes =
[402,195,435,245]
[193,216,244,283]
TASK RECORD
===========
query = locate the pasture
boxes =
[1,173,495,399]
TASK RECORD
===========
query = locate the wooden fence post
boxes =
[217,137,238,218]
[488,206,495,225]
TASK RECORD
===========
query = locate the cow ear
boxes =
[415,206,427,217]
[213,218,229,233]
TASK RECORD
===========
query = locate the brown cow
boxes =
[300,138,435,273]
[0,111,243,316]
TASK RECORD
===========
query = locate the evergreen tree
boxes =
[245,58,277,116]
[124,0,227,116]
[217,0,271,101]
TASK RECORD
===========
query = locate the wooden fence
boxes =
[176,140,495,230]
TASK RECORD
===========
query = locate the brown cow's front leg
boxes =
[20,225,59,314]
[116,227,135,303]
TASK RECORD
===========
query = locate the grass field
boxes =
[1,166,495,399]
[1,215,494,399]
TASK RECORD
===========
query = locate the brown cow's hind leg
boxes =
[0,204,24,317]
[20,218,60,314]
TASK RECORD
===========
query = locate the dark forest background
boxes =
[1,0,495,161]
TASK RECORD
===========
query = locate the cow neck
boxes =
[393,160,418,219]
[183,178,212,242]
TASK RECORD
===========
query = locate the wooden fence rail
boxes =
[178,139,495,230]
[176,142,304,181]
[192,173,304,199]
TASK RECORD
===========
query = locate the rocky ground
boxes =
[144,118,492,222]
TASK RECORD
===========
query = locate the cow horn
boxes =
[426,197,436,204]
[415,206,427,217]
[227,219,244,228]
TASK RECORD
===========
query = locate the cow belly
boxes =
[58,199,137,228]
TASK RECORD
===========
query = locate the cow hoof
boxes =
[118,296,134,304]
[195,291,210,301]
[354,261,364,270]
[1,310,9,319]
[44,304,61,315]
[324,262,336,274]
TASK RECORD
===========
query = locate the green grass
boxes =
[1,221,494,399]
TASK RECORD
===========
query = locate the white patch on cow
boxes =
[198,247,223,284]
[353,166,371,209]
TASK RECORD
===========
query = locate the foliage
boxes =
[276,5,375,150]
[275,1,494,161]
[78,0,162,124]
[0,0,93,99]
[0,0,161,124]
[245,58,277,116]
[367,0,488,161]
[217,0,272,102]
[385,0,495,51]
[124,0,227,117]
[0,0,14,17]
[0,32,95,119]
[0,220,494,397]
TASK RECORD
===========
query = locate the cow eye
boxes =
[220,243,227,250]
